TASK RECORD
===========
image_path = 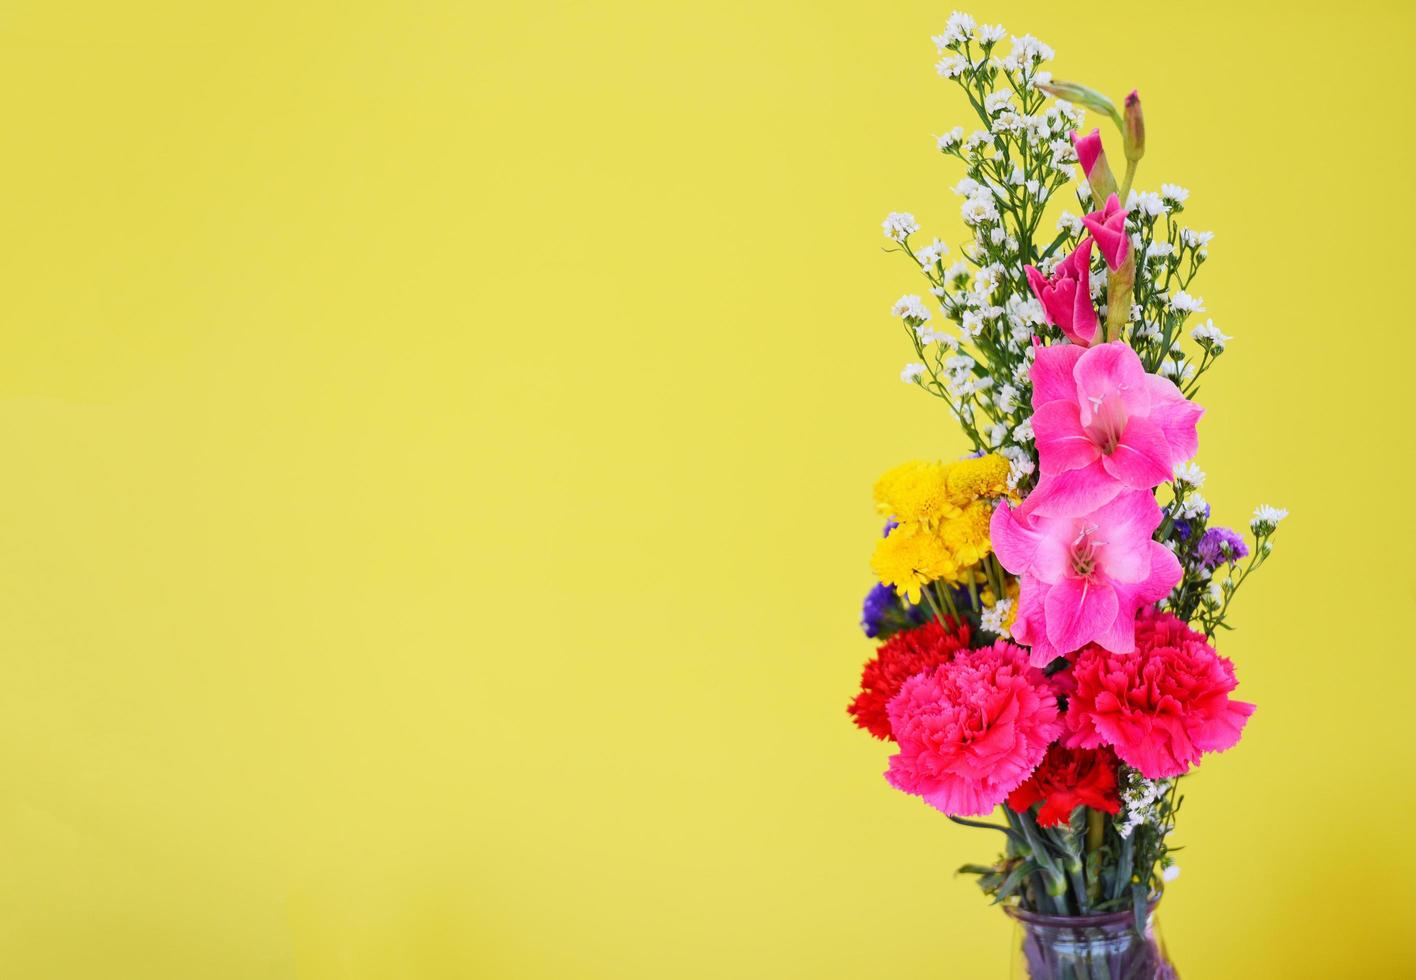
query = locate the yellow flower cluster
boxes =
[870,454,1011,603]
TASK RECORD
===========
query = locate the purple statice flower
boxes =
[860,582,927,639]
[1196,526,1249,570]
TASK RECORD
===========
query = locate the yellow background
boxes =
[0,1,1411,977]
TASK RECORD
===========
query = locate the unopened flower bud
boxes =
[1038,80,1121,128]
[1123,90,1145,163]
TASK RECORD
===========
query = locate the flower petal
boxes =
[1033,399,1100,474]
[1143,374,1204,462]
[1029,343,1084,411]
[1075,341,1150,423]
[1101,414,1174,489]
[1044,575,1118,655]
[1021,463,1121,519]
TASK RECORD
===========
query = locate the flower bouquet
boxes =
[848,13,1286,978]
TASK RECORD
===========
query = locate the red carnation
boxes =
[1006,744,1121,827]
[848,618,971,740]
[1062,608,1255,778]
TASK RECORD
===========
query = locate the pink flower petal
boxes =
[1100,414,1174,489]
[1089,490,1163,583]
[1033,399,1100,474]
[1021,463,1121,519]
[1044,575,1118,655]
[1030,343,1085,409]
[1071,129,1103,178]
[1143,374,1204,462]
[1074,342,1150,424]
[989,502,1041,575]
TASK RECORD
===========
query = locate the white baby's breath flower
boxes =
[936,126,965,151]
[963,129,992,153]
[936,55,969,78]
[1250,505,1288,535]
[1053,211,1082,237]
[1012,418,1033,443]
[1179,491,1209,520]
[942,259,970,285]
[1169,290,1206,313]
[891,294,931,321]
[978,23,1007,45]
[1191,319,1231,351]
[915,324,949,346]
[953,177,982,198]
[901,362,927,384]
[1181,228,1214,249]
[1158,359,1196,384]
[987,423,1008,447]
[1126,189,1165,217]
[980,597,1013,638]
[1146,241,1175,260]
[916,237,949,268]
[1161,183,1189,205]
[984,90,1014,114]
[933,11,976,49]
[1173,461,1205,487]
[882,211,919,242]
[992,110,1022,133]
[995,383,1019,414]
[962,193,1000,225]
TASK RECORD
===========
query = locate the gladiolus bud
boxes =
[1123,90,1145,163]
[1037,80,1122,129]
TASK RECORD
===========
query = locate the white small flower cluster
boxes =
[1161,183,1190,206]
[1001,444,1035,490]
[1180,228,1213,255]
[936,126,965,152]
[882,211,919,242]
[1127,189,1166,218]
[1173,461,1205,487]
[1117,769,1173,840]
[980,597,1013,638]
[1168,291,1205,314]
[1190,319,1231,353]
[900,362,927,384]
[1250,504,1289,536]
[916,237,950,269]
[891,294,931,322]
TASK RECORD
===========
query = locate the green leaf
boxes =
[990,860,1037,905]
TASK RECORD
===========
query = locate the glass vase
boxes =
[1005,903,1177,979]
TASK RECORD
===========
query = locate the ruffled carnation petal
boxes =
[1064,610,1255,778]
[884,642,1063,817]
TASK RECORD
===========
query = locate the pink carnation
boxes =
[1062,609,1255,779]
[884,641,1062,817]
[1026,340,1203,519]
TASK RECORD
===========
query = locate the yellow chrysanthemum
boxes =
[872,460,952,526]
[870,524,959,604]
[944,453,1011,506]
[871,453,1015,599]
[937,498,995,569]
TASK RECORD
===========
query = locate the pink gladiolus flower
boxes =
[990,489,1182,666]
[1061,609,1255,778]
[1071,128,1104,179]
[1025,341,1203,519]
[1081,193,1129,270]
[884,641,1062,816]
[1025,239,1099,347]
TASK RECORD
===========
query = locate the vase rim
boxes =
[1003,897,1161,928]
